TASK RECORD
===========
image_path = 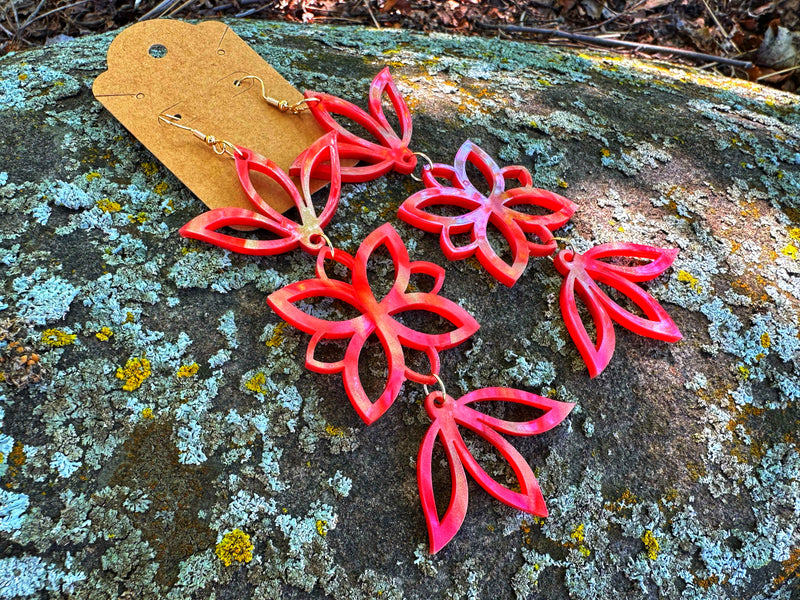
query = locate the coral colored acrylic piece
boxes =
[553,243,682,378]
[179,132,341,256]
[267,223,479,425]
[290,67,417,182]
[417,387,574,553]
[398,140,577,287]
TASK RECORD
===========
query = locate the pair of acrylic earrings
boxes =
[160,68,681,552]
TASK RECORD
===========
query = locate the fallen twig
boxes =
[364,0,380,29]
[491,23,754,70]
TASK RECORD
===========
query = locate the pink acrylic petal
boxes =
[350,223,412,303]
[583,243,679,282]
[583,267,682,342]
[389,292,480,351]
[266,279,364,340]
[408,260,445,295]
[305,332,347,375]
[456,388,575,436]
[368,67,413,148]
[417,419,469,554]
[499,165,533,188]
[342,328,406,425]
[452,140,505,198]
[454,423,547,514]
[557,266,616,378]
[179,208,299,256]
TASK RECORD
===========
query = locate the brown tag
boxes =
[93,19,324,214]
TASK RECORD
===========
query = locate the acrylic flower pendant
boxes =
[418,387,574,553]
[179,132,341,257]
[290,67,416,182]
[553,243,682,378]
[267,223,479,425]
[398,140,577,287]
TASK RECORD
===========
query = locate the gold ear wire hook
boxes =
[236,75,320,115]
[158,114,244,159]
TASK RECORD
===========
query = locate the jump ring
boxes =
[422,373,446,398]
[409,151,434,183]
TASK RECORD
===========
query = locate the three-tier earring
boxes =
[161,112,574,552]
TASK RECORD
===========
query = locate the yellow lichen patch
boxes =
[85,171,101,182]
[737,365,750,380]
[686,461,706,481]
[141,407,154,419]
[316,519,328,537]
[97,198,121,213]
[325,423,344,437]
[116,357,151,391]
[245,372,269,394]
[18,73,27,81]
[789,228,800,242]
[141,162,159,176]
[41,329,76,347]
[124,312,135,324]
[677,270,700,291]
[781,244,798,259]
[7,441,26,477]
[570,524,585,544]
[176,363,199,378]
[128,212,147,224]
[567,524,590,556]
[760,332,771,348]
[642,530,660,559]
[95,327,113,342]
[774,547,800,585]
[264,322,287,347]
[153,182,169,195]
[558,179,569,189]
[694,575,719,589]
[600,148,611,157]
[215,529,253,567]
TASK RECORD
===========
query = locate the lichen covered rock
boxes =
[0,20,799,600]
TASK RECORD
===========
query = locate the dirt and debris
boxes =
[1,1,799,90]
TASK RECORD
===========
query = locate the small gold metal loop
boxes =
[409,151,434,182]
[422,373,446,399]
[319,233,336,258]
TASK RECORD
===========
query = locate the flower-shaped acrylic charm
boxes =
[398,140,577,287]
[553,243,682,378]
[290,68,417,182]
[267,223,479,425]
[179,132,341,257]
[417,387,574,553]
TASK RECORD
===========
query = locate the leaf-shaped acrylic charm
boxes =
[417,387,574,553]
[398,140,577,287]
[267,223,479,425]
[179,132,341,257]
[553,243,682,378]
[290,68,417,182]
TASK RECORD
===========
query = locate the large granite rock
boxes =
[0,20,799,600]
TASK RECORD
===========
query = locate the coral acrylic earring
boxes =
[398,140,576,287]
